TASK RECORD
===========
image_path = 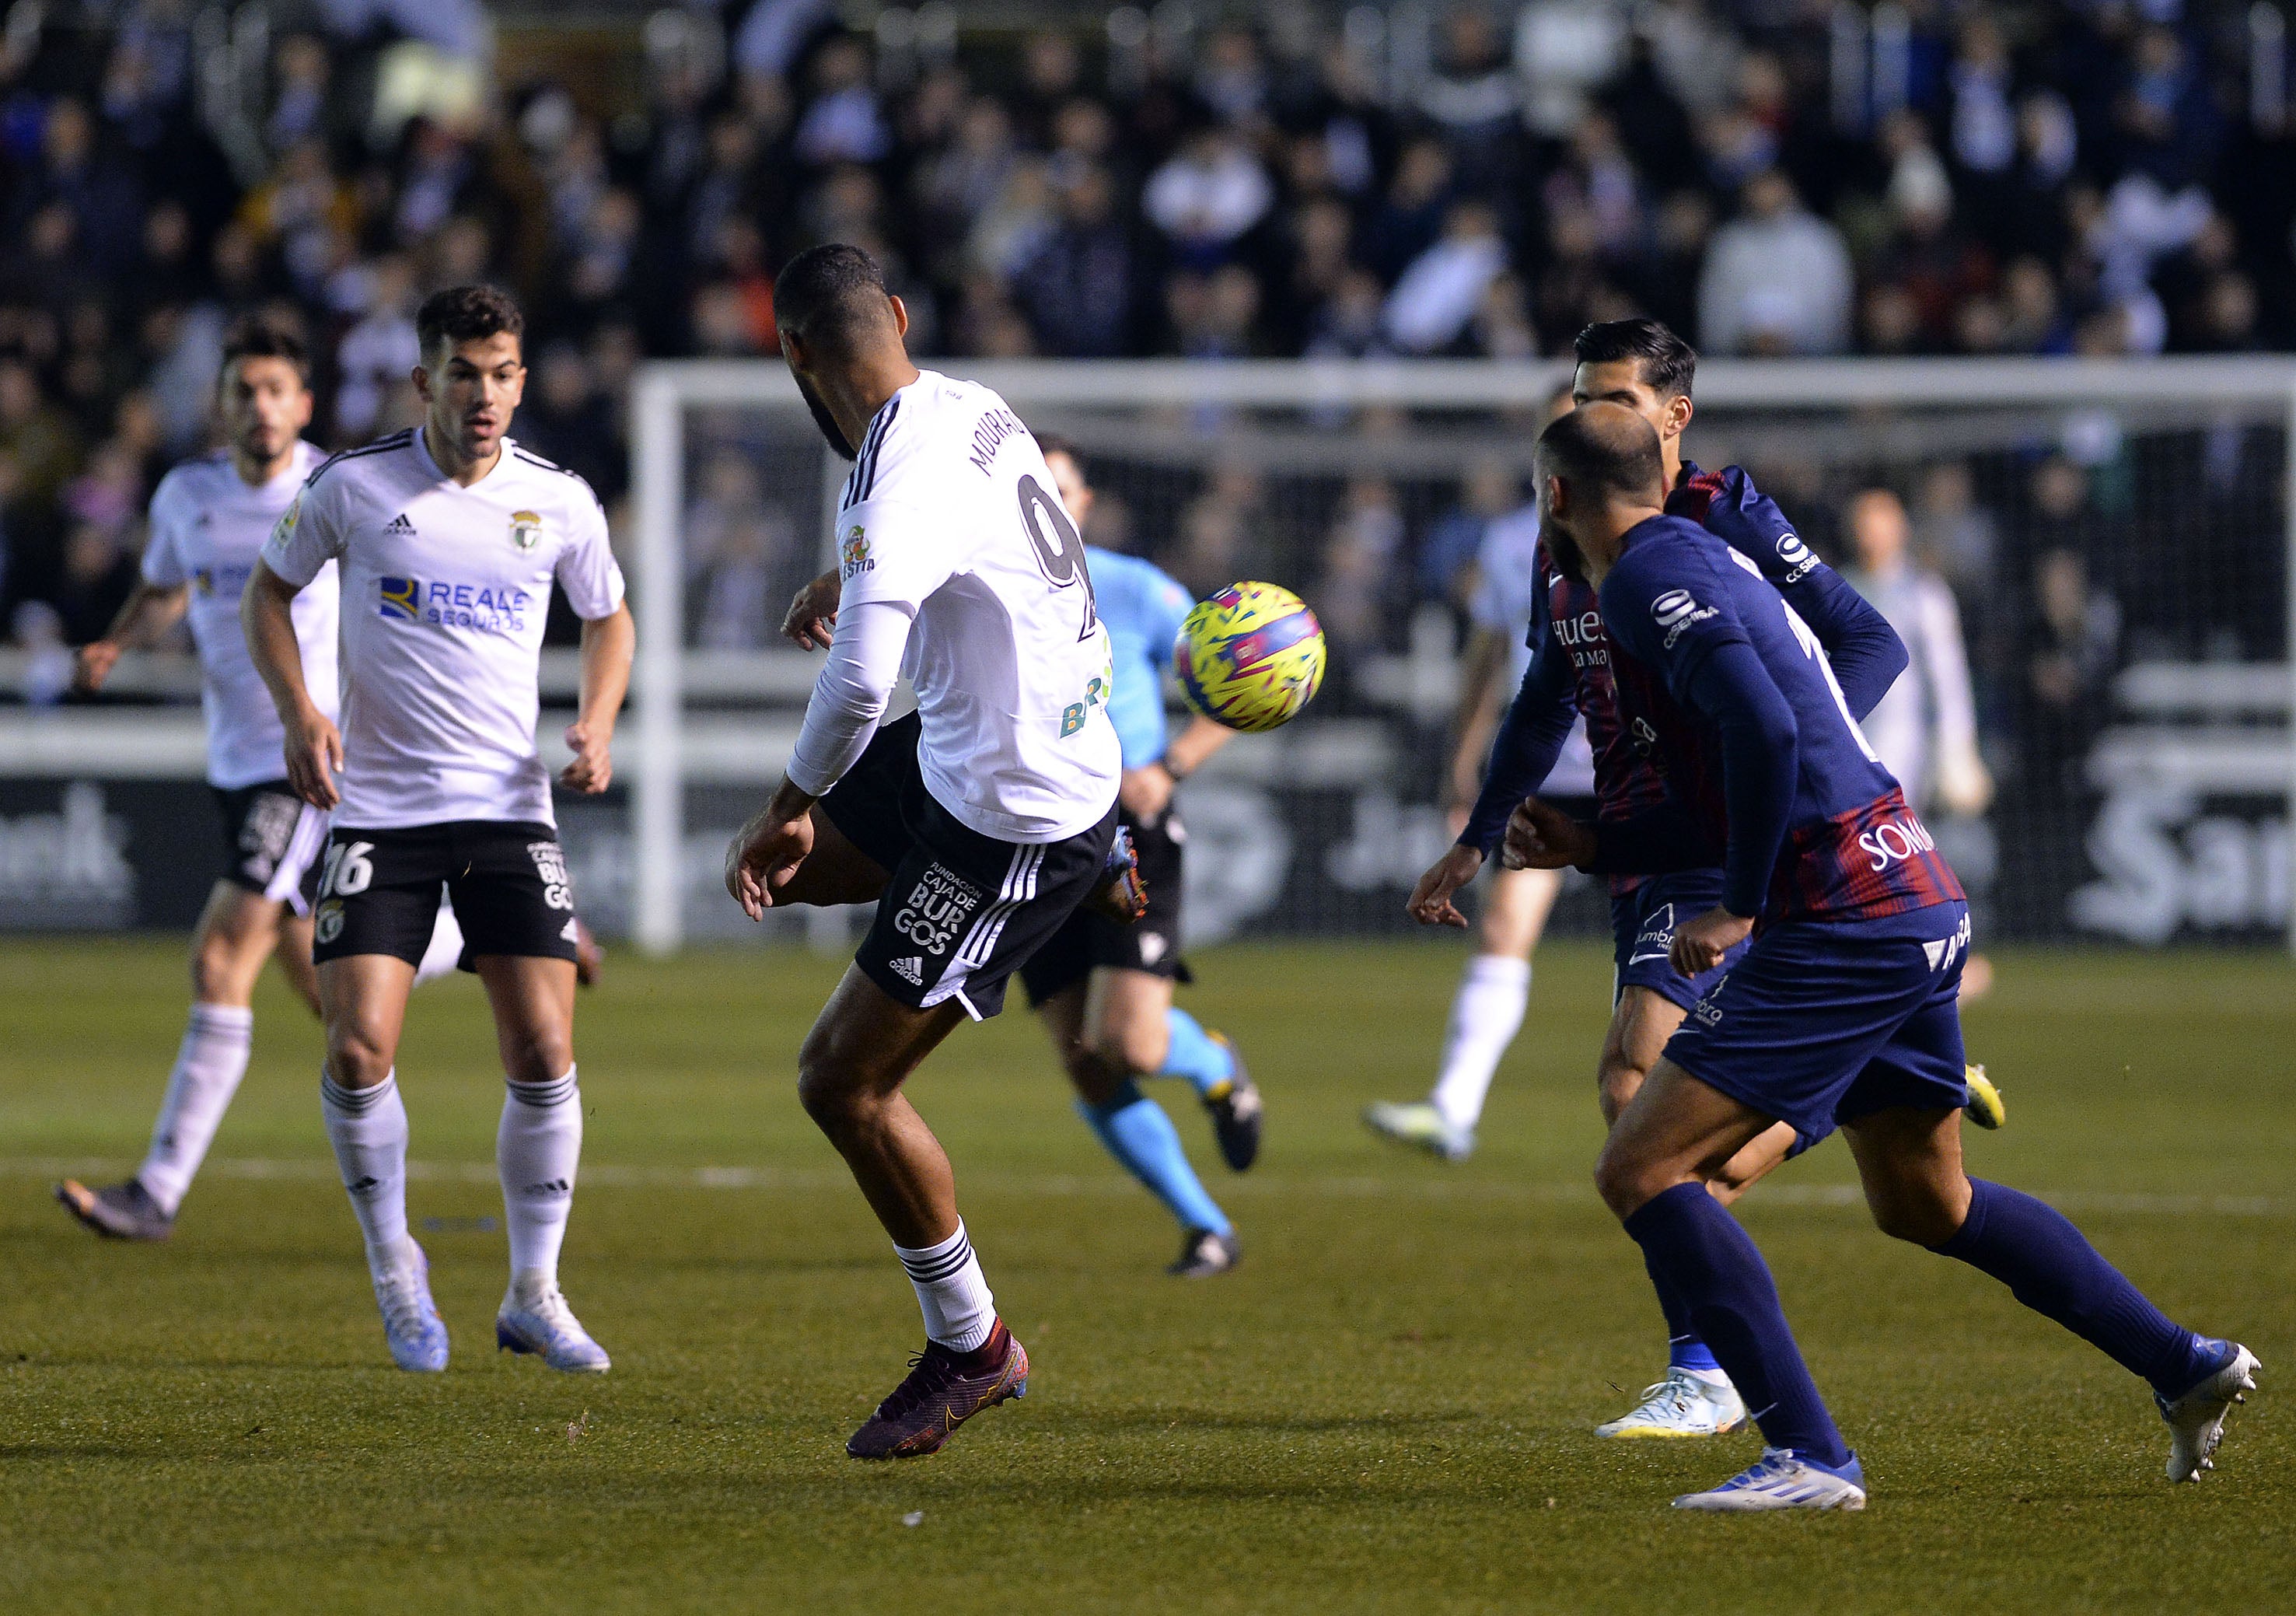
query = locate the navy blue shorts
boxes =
[1662,903,1973,1146]
[1609,870,1744,1012]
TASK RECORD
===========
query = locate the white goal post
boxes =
[627,356,2296,957]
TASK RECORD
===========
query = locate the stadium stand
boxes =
[0,0,2288,673]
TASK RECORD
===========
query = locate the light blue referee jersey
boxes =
[1088,545,1193,768]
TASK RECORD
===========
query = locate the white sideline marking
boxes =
[6,1157,2285,1218]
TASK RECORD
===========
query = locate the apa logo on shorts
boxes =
[511,509,543,551]
[840,524,874,579]
[1776,531,1819,582]
[1923,911,1975,973]
[527,841,574,911]
[1652,589,1717,649]
[314,899,344,944]
[894,864,981,957]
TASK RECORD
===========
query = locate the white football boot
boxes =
[1361,1100,1474,1163]
[372,1240,449,1373]
[496,1272,611,1373]
[1596,1367,1748,1439]
[2157,1339,2260,1482]
[1673,1447,1868,1512]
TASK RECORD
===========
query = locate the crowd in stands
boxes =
[0,0,2288,757]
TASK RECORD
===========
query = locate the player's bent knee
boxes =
[1089,1020,1165,1079]
[325,1027,394,1089]
[1868,1191,1962,1247]
[1592,1142,1669,1221]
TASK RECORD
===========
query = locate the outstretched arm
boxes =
[727,596,912,918]
[75,582,190,691]
[1457,637,1578,855]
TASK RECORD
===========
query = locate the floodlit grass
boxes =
[0,936,2288,1612]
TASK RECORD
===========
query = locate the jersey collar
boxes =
[413,425,515,490]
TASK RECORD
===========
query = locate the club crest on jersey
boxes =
[840,524,874,579]
[510,509,543,551]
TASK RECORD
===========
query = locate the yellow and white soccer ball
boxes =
[1173,582,1327,733]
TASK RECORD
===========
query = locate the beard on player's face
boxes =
[795,369,857,461]
[1542,515,1588,584]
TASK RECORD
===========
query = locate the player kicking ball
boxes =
[245,285,634,1374]
[725,244,1124,1459]
[1020,434,1257,1277]
[1513,403,2256,1509]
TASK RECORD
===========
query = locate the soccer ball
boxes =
[1173,582,1327,733]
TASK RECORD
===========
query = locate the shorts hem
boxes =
[1661,1049,1820,1142]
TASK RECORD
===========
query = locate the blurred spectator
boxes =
[1419,461,1522,607]
[1143,130,1273,271]
[1383,201,1508,354]
[1844,488,1992,820]
[1697,171,1853,354]
[1313,477,1405,665]
[0,4,2287,656]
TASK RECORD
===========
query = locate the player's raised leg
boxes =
[799,967,1029,1457]
[316,950,448,1373]
[479,951,607,1373]
[1368,862,1559,1161]
[1843,1099,2259,1483]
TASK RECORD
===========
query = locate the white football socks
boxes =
[893,1220,997,1352]
[412,898,465,986]
[498,1067,582,1284]
[1429,953,1532,1133]
[136,1002,254,1216]
[320,1068,412,1272]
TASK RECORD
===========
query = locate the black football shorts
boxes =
[821,713,1117,1020]
[211,779,329,915]
[310,820,582,971]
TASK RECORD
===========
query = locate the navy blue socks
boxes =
[1642,1247,1723,1375]
[1624,1183,1850,1465]
[1931,1178,2202,1396]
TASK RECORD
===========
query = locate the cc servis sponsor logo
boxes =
[1651,589,1716,649]
[1775,531,1819,584]
[1858,812,1939,873]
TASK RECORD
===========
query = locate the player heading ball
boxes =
[244,285,635,1375]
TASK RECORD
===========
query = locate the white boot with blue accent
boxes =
[1672,1447,1868,1512]
[497,1271,611,1373]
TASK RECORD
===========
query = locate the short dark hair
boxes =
[1537,401,1666,503]
[773,243,894,350]
[416,284,524,362]
[1573,317,1697,401]
[220,318,309,386]
[1033,429,1083,470]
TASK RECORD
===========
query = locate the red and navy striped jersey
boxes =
[1601,515,1963,925]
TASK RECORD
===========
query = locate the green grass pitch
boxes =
[0,935,2289,1612]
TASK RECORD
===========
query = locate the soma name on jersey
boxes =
[378,575,532,631]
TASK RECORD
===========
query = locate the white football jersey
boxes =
[834,371,1120,841]
[142,442,339,790]
[260,428,625,829]
[1470,502,1595,797]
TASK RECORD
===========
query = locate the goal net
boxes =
[598,359,2296,955]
